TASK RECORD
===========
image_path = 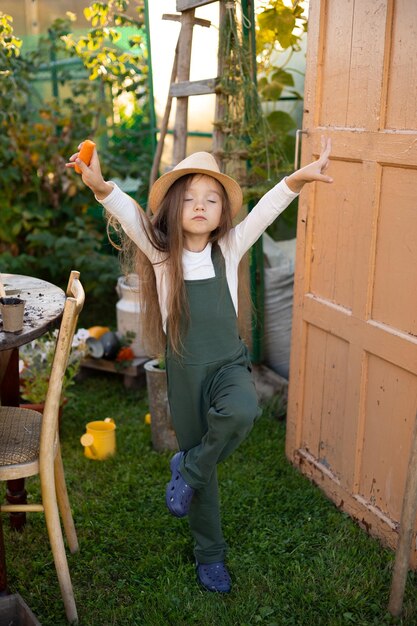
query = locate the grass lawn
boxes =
[3,373,417,625]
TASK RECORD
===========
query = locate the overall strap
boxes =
[211,242,225,278]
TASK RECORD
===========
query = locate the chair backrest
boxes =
[39,271,85,462]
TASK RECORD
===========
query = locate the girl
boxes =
[67,139,332,593]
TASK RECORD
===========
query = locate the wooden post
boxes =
[172,9,195,165]
[388,412,417,616]
[24,0,40,35]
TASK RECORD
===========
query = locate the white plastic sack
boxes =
[263,233,296,380]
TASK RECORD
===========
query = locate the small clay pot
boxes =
[0,297,25,333]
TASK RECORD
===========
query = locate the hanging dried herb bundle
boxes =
[213,1,290,201]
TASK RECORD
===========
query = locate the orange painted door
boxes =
[286,0,417,564]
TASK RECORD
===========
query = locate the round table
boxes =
[0,274,66,349]
[0,274,66,594]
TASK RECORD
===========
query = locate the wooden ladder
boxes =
[149,0,227,189]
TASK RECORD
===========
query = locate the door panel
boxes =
[385,1,417,130]
[372,167,417,334]
[301,326,349,480]
[310,160,363,309]
[320,1,388,128]
[359,355,417,520]
[286,0,417,565]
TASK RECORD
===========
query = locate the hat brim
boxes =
[148,167,243,218]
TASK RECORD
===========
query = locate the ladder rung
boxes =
[163,13,211,28]
[176,0,217,10]
[170,78,219,97]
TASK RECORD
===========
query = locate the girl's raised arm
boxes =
[66,144,160,261]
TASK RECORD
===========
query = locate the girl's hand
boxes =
[65,144,113,200]
[286,136,333,193]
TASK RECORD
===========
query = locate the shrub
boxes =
[0,3,153,298]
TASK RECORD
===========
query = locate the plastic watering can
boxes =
[80,418,116,460]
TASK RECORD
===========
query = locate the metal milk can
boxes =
[116,273,147,357]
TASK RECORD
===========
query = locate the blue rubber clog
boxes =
[196,561,232,593]
[166,451,195,518]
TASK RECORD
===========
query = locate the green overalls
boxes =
[166,244,261,564]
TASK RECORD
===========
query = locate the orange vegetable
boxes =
[88,326,110,339]
[75,140,96,173]
[116,346,135,363]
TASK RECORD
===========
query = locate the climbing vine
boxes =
[214,4,305,180]
[213,0,307,237]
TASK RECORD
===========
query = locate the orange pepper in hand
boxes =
[75,140,96,173]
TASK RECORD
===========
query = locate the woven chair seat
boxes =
[0,407,41,467]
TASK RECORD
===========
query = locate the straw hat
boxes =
[148,152,243,217]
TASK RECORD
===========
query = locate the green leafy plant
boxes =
[62,0,153,185]
[19,328,89,404]
[256,0,308,239]
[215,3,306,195]
[0,3,153,298]
[0,12,117,295]
[256,0,307,116]
[114,330,136,370]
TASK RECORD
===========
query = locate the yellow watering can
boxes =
[80,418,116,460]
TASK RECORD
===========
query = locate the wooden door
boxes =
[286,0,417,565]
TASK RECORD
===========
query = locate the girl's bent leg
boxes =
[181,362,260,488]
[166,350,259,564]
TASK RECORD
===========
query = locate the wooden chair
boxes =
[0,271,85,625]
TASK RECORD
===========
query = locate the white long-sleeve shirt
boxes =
[99,179,298,331]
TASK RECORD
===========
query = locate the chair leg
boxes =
[41,470,78,624]
[54,448,79,554]
[0,514,8,593]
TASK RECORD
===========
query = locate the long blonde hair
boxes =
[108,173,251,358]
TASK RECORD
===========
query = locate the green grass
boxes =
[3,374,417,625]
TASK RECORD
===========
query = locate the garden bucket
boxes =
[80,418,116,460]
